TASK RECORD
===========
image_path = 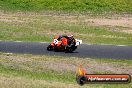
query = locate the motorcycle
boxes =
[47,36,82,53]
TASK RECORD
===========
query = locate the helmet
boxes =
[68,34,73,38]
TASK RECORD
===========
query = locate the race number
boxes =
[53,39,59,44]
[75,39,82,46]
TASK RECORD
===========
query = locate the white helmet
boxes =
[68,34,73,38]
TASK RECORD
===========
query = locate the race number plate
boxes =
[75,39,82,46]
[53,39,59,44]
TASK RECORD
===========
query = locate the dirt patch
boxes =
[43,14,132,34]
[84,18,132,28]
[0,15,24,23]
[0,75,82,88]
[0,11,132,34]
[87,59,132,74]
[121,29,132,34]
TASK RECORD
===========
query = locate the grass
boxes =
[0,12,132,45]
[0,0,131,87]
[95,58,132,65]
[0,65,75,83]
[0,76,80,88]
[0,53,132,88]
[0,0,131,13]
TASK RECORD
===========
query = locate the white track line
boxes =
[39,42,47,43]
[0,40,128,46]
[85,43,128,46]
[15,41,47,44]
[15,41,23,42]
[5,53,13,55]
[100,43,127,46]
[117,45,127,46]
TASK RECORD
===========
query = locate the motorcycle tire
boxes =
[47,45,53,51]
[65,46,73,53]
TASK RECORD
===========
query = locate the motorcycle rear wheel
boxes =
[65,45,77,53]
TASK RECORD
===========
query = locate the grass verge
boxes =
[0,53,132,88]
[0,11,132,45]
[0,0,131,13]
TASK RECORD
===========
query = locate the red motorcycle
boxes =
[47,35,82,53]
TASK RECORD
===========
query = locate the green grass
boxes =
[0,53,132,88]
[0,65,75,83]
[0,0,131,13]
[0,15,132,45]
[0,64,132,88]
[0,22,51,42]
[95,58,132,65]
[0,0,132,46]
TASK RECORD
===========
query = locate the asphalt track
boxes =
[0,41,132,59]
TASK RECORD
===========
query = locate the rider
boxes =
[66,35,74,46]
[57,34,74,47]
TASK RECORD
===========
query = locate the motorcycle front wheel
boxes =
[47,45,53,51]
